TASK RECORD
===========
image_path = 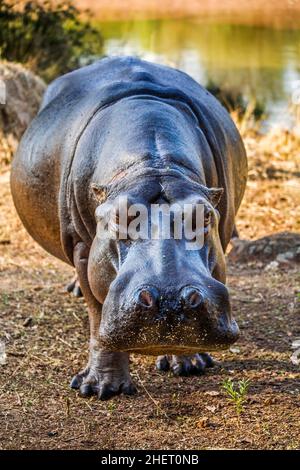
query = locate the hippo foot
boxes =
[66,275,83,297]
[156,353,214,376]
[70,351,137,400]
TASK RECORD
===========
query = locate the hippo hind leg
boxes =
[66,273,83,297]
[156,353,214,376]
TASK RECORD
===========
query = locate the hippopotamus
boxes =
[11,56,247,400]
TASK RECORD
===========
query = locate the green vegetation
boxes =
[222,378,251,416]
[0,0,103,81]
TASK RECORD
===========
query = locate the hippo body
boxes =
[11,57,247,399]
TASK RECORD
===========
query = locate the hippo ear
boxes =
[207,187,224,207]
[91,183,109,204]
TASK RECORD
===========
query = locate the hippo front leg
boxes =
[70,242,137,400]
[156,353,214,376]
[71,350,136,400]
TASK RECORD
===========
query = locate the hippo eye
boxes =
[204,210,212,227]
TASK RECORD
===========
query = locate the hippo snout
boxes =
[135,286,204,310]
[99,281,240,355]
[133,285,211,323]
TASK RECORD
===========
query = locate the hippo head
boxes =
[88,171,239,355]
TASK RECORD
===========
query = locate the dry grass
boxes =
[237,135,300,239]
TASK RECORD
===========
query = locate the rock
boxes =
[0,340,7,366]
[276,251,297,263]
[291,339,300,350]
[0,62,46,139]
[264,260,279,271]
[290,349,300,366]
[0,62,46,165]
[228,232,300,266]
[204,390,220,397]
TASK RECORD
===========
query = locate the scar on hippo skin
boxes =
[91,183,109,204]
[156,353,214,376]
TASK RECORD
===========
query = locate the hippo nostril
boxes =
[188,291,202,307]
[136,287,159,309]
[139,290,153,307]
[181,287,203,309]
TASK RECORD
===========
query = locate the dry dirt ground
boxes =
[0,131,299,450]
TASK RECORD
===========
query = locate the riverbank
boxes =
[74,0,300,26]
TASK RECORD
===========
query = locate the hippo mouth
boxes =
[99,271,240,356]
[99,317,240,356]
[123,344,231,355]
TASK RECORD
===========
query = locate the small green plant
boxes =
[222,378,251,416]
[1,293,9,306]
[107,402,117,413]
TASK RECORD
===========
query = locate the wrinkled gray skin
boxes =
[11,57,247,400]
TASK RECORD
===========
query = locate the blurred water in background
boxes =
[95,17,300,130]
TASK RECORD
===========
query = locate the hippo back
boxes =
[11,57,247,265]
